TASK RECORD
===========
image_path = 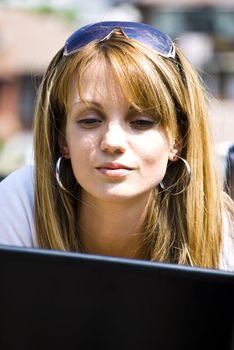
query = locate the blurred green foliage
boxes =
[33,5,77,23]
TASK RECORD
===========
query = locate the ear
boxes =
[58,132,70,159]
[168,139,180,162]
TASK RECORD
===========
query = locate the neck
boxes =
[78,193,152,259]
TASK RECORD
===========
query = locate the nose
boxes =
[100,122,127,154]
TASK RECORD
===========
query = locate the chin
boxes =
[95,187,152,203]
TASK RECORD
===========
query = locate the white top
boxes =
[0,165,37,247]
[0,165,233,271]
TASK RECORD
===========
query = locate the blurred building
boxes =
[0,8,73,140]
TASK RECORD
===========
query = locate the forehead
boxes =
[69,61,126,107]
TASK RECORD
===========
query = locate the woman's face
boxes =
[63,63,178,204]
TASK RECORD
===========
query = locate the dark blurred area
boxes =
[225,145,234,200]
[0,0,233,198]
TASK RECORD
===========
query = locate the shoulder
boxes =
[0,165,34,207]
[1,164,34,186]
[0,165,37,247]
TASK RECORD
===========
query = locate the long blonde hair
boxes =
[34,33,232,268]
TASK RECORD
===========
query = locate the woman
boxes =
[0,21,233,270]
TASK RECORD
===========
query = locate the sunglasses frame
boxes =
[63,21,175,59]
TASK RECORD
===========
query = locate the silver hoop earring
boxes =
[159,156,191,195]
[56,156,69,192]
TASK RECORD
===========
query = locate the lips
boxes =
[97,162,132,170]
[96,162,134,177]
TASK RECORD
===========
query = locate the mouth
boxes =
[96,163,134,177]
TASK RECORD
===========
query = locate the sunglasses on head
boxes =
[63,21,175,59]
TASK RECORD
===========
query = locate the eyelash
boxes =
[130,119,156,130]
[77,118,102,128]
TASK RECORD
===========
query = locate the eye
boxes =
[129,118,156,130]
[77,118,102,128]
[76,109,104,128]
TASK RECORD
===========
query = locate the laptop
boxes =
[0,245,233,350]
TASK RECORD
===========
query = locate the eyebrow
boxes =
[70,100,140,116]
[71,100,104,111]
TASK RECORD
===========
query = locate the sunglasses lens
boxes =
[64,25,110,55]
[64,22,174,58]
[122,25,174,57]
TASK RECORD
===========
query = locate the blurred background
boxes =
[0,0,233,195]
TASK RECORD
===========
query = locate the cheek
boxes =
[139,136,170,165]
[143,151,168,176]
[66,133,98,181]
[138,137,170,182]
[66,126,97,159]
